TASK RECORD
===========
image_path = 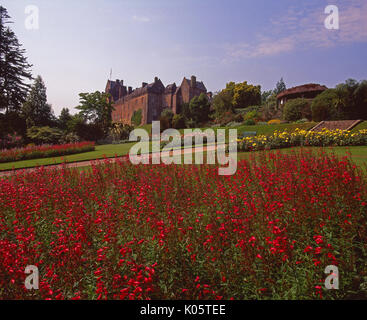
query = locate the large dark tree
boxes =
[21,75,55,128]
[58,107,73,130]
[0,6,33,113]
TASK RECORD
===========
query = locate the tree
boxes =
[58,108,73,130]
[212,89,234,118]
[334,79,367,120]
[274,78,286,95]
[261,90,273,104]
[131,109,142,127]
[311,89,338,122]
[0,6,33,113]
[27,126,63,145]
[189,93,211,125]
[160,108,174,131]
[76,91,113,134]
[283,98,310,122]
[21,76,55,128]
[172,114,186,129]
[232,81,261,109]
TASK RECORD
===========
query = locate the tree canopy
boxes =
[0,6,32,113]
[21,75,55,128]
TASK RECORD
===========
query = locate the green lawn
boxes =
[352,121,367,132]
[0,142,139,171]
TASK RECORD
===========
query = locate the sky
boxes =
[2,0,367,115]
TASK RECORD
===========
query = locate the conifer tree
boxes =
[0,6,33,113]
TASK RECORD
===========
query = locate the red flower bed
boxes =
[0,150,366,300]
[0,141,95,163]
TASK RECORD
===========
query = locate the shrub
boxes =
[243,119,256,126]
[283,98,311,122]
[268,119,282,125]
[27,126,63,145]
[172,114,186,129]
[109,123,134,142]
[0,133,23,150]
[131,109,143,127]
[311,89,338,122]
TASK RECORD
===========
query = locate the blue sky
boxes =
[2,0,367,115]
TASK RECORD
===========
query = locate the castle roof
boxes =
[185,78,207,91]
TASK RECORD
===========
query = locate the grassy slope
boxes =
[352,121,367,132]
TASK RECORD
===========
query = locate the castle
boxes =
[106,76,210,125]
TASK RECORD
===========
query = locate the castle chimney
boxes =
[128,86,132,94]
[154,77,158,83]
[191,76,196,88]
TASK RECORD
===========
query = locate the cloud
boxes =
[132,15,151,23]
[226,0,367,60]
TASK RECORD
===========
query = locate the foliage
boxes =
[274,77,287,95]
[0,111,27,138]
[244,110,259,121]
[58,108,73,130]
[283,98,311,122]
[76,91,113,134]
[131,109,143,127]
[0,151,366,299]
[172,114,186,129]
[26,126,63,145]
[311,89,339,122]
[189,93,211,125]
[59,132,81,144]
[260,93,279,121]
[243,119,256,126]
[237,128,367,152]
[108,123,134,142]
[212,89,234,119]
[232,81,261,109]
[160,108,174,131]
[0,132,23,150]
[0,141,95,163]
[67,114,104,142]
[0,6,33,113]
[21,76,55,128]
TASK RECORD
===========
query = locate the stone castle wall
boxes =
[107,76,208,125]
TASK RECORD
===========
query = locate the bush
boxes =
[160,108,174,131]
[0,133,23,150]
[131,109,143,127]
[311,89,338,122]
[172,114,186,129]
[283,98,310,122]
[109,123,134,142]
[244,110,259,120]
[268,119,282,125]
[27,126,63,145]
[243,119,256,126]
